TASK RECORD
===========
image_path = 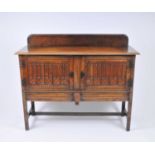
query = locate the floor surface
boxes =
[0,101,155,141]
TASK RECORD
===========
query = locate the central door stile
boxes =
[73,56,81,105]
[69,56,74,90]
[80,56,86,90]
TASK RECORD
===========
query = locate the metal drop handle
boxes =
[80,72,85,79]
[69,72,74,78]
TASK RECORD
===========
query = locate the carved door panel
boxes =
[22,56,74,92]
[81,56,131,91]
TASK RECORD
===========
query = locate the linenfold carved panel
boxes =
[84,61,127,87]
[27,62,70,86]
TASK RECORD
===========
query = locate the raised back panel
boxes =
[28,34,128,49]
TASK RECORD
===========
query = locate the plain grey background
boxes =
[0,12,155,141]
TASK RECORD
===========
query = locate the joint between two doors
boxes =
[71,56,85,91]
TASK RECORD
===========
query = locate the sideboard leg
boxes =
[22,98,29,130]
[31,101,35,115]
[121,101,126,116]
[126,99,133,131]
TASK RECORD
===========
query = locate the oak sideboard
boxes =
[16,34,139,131]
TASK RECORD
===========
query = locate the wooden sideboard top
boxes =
[15,34,140,55]
[16,46,139,55]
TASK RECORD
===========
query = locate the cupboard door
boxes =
[20,56,74,92]
[81,56,133,91]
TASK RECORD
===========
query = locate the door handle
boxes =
[80,72,85,79]
[69,72,74,78]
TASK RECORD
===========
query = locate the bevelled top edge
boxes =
[15,46,140,55]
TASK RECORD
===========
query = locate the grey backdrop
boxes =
[0,13,154,141]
